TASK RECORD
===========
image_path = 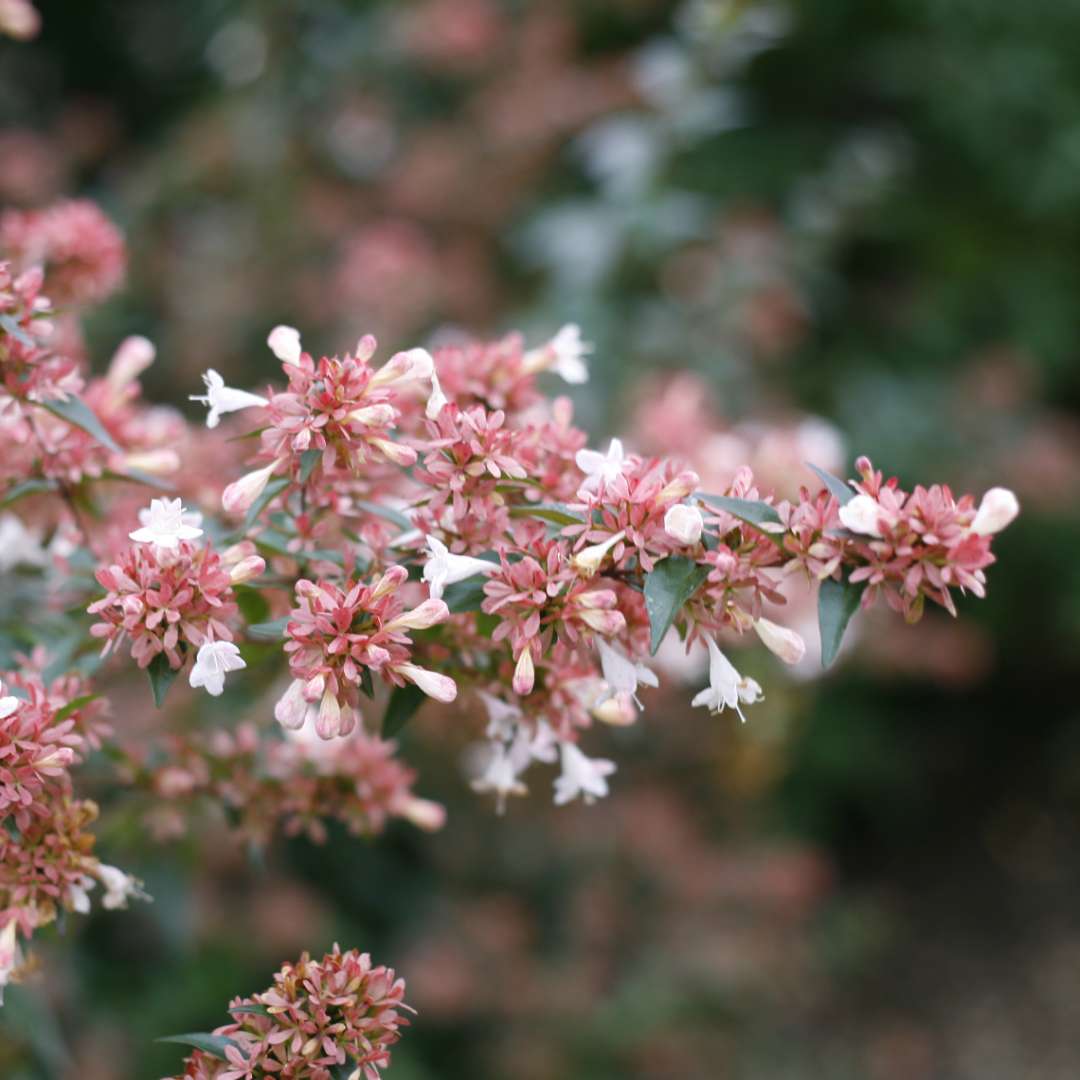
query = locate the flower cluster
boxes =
[277,568,455,740]
[166,945,411,1080]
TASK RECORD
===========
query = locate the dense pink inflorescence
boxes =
[167,945,411,1080]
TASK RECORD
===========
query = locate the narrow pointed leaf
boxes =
[299,448,321,485]
[644,556,709,655]
[806,462,855,505]
[0,478,57,506]
[52,694,101,723]
[147,652,180,708]
[39,395,122,454]
[0,313,36,347]
[242,476,290,531]
[156,1033,240,1059]
[383,683,426,738]
[818,576,863,668]
[247,617,289,641]
[509,503,583,526]
[354,500,413,531]
[699,494,784,540]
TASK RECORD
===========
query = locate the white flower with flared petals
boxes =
[0,513,47,572]
[421,535,497,599]
[553,741,616,806]
[96,864,149,910]
[189,640,246,696]
[129,498,203,549]
[596,639,658,709]
[190,369,268,429]
[471,742,527,814]
[691,637,763,721]
[575,438,627,494]
[477,690,523,741]
[547,323,592,383]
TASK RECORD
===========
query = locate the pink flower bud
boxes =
[397,663,457,703]
[105,335,155,394]
[399,796,447,832]
[370,347,434,388]
[571,531,625,577]
[753,617,807,665]
[370,438,419,468]
[663,503,704,545]
[222,461,279,515]
[229,555,266,584]
[512,649,535,695]
[274,679,310,730]
[315,689,343,740]
[970,487,1019,536]
[385,598,450,632]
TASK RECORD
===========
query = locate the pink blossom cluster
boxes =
[166,945,411,1080]
[140,722,443,846]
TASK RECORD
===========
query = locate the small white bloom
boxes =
[0,692,18,721]
[189,640,246,696]
[67,874,96,914]
[96,863,150,910]
[426,369,449,420]
[545,323,592,384]
[837,493,883,537]
[0,919,23,1005]
[0,513,48,572]
[970,487,1019,536]
[477,690,523,741]
[575,437,627,494]
[275,678,314,731]
[553,741,616,806]
[190,369,268,429]
[421,535,497,599]
[267,324,302,363]
[470,742,528,814]
[753,617,807,665]
[571,530,625,577]
[596,638,659,709]
[663,503,704,545]
[691,637,763,721]
[129,498,204,549]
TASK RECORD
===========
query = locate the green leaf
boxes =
[0,478,57,507]
[643,556,709,655]
[242,476,290,531]
[806,463,855,505]
[39,395,122,454]
[99,468,174,491]
[441,577,489,613]
[299,448,321,485]
[700,493,784,530]
[147,652,181,708]
[354,500,413,531]
[0,313,36,347]
[228,1002,271,1017]
[818,576,863,668]
[359,666,375,699]
[52,693,100,723]
[156,1033,240,1059]
[509,503,583,526]
[383,683,426,738]
[234,584,270,625]
[248,617,289,641]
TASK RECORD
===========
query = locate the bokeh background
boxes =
[0,1,1074,1077]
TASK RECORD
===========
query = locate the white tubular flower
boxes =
[529,323,592,384]
[837,493,883,537]
[0,919,24,1005]
[553,741,616,806]
[477,690,524,741]
[67,874,96,915]
[370,347,434,389]
[189,640,246,696]
[190,369,269,429]
[691,637,763,721]
[970,487,1019,536]
[571,530,625,577]
[95,863,150,910]
[753,617,807,665]
[426,369,449,420]
[267,324,302,363]
[0,687,18,720]
[596,639,659,709]
[663,503,704,545]
[471,742,528,814]
[105,335,155,397]
[129,498,204,549]
[575,437,627,494]
[384,598,450,633]
[421,535,497,599]
[0,513,47,571]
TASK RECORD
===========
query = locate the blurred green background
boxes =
[1,1,1076,1077]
